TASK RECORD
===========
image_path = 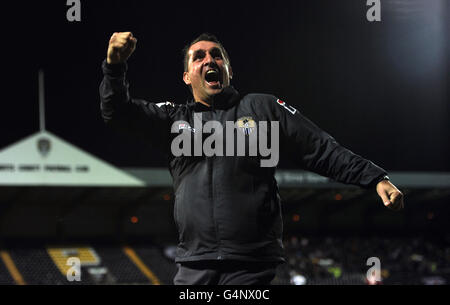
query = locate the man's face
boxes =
[183,40,232,103]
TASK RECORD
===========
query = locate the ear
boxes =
[183,71,191,85]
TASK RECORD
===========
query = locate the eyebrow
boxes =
[192,49,205,59]
[191,47,222,60]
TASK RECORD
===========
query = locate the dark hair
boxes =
[182,33,231,72]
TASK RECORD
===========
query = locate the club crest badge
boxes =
[236,117,256,135]
[37,137,51,158]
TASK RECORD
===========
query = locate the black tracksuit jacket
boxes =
[99,60,388,263]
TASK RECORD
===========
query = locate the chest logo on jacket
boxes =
[236,117,256,136]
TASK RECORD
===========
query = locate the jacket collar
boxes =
[187,86,240,111]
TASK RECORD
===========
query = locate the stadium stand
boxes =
[274,234,450,285]
[0,242,179,285]
[7,247,67,285]
[0,234,449,285]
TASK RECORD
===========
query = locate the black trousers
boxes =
[173,260,278,285]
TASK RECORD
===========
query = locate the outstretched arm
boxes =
[258,95,404,211]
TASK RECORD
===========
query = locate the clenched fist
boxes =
[107,32,137,64]
[376,180,404,211]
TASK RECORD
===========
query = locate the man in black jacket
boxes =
[100,32,404,285]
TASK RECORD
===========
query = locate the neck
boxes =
[196,100,211,107]
[192,86,233,107]
[193,94,214,107]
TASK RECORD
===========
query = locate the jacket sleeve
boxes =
[262,95,387,188]
[99,59,175,150]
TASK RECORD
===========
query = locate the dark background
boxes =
[1,0,449,171]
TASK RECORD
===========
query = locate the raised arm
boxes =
[99,32,176,149]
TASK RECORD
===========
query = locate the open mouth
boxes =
[205,69,221,87]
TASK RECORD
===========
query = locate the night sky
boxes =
[1,0,449,171]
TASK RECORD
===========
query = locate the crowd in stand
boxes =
[270,234,450,285]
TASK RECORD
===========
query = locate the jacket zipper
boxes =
[208,108,223,260]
